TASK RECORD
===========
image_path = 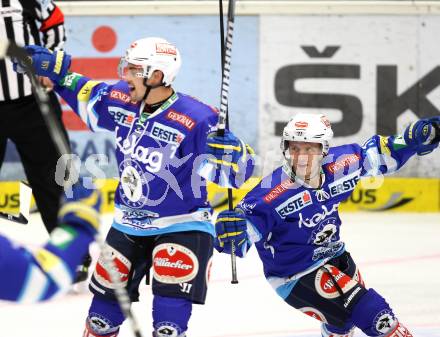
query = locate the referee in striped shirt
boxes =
[0,0,69,233]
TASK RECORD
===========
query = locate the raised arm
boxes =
[196,114,255,189]
[12,45,119,132]
[360,117,440,176]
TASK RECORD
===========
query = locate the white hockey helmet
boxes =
[281,112,334,156]
[118,37,181,86]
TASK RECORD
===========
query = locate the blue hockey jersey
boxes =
[236,134,418,298]
[0,225,94,302]
[56,73,251,237]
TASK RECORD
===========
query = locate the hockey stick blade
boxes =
[19,181,32,221]
[0,211,28,225]
[0,182,32,225]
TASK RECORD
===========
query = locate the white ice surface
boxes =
[0,212,439,337]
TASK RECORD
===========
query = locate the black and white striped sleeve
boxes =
[0,0,34,100]
[34,0,66,50]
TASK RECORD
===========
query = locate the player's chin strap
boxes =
[142,78,165,102]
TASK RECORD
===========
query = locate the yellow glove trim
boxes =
[209,159,239,173]
[218,231,243,240]
[216,217,244,222]
[245,144,255,155]
[408,122,416,140]
[208,143,241,151]
[54,51,64,75]
[58,202,100,230]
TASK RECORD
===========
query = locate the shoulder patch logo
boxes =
[166,110,196,130]
[327,153,361,174]
[263,179,295,203]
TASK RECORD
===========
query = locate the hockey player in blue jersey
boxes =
[0,181,101,303]
[215,112,440,337]
[14,37,253,336]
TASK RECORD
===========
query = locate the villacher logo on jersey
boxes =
[154,258,193,270]
[152,243,199,284]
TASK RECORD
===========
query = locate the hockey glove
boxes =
[58,180,102,235]
[206,130,249,173]
[12,45,71,84]
[215,210,249,257]
[403,117,440,155]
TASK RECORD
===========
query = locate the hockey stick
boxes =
[0,181,32,224]
[0,41,144,337]
[217,0,239,284]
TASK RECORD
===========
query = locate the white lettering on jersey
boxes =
[328,170,361,197]
[116,132,163,173]
[149,122,185,145]
[108,107,135,126]
[275,191,312,218]
[298,203,340,228]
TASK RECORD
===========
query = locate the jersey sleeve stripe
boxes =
[17,265,49,303]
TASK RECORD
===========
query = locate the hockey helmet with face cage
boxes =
[281,113,333,157]
[118,37,181,86]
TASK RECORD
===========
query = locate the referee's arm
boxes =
[33,0,66,50]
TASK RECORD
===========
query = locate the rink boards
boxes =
[0,177,439,214]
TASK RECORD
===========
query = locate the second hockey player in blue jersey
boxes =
[215,113,440,337]
[14,37,254,337]
[0,181,101,303]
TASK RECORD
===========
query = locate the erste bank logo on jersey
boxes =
[328,170,360,197]
[149,122,185,145]
[275,191,312,218]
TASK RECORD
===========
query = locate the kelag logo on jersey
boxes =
[275,191,312,218]
[328,171,360,197]
[149,122,185,145]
